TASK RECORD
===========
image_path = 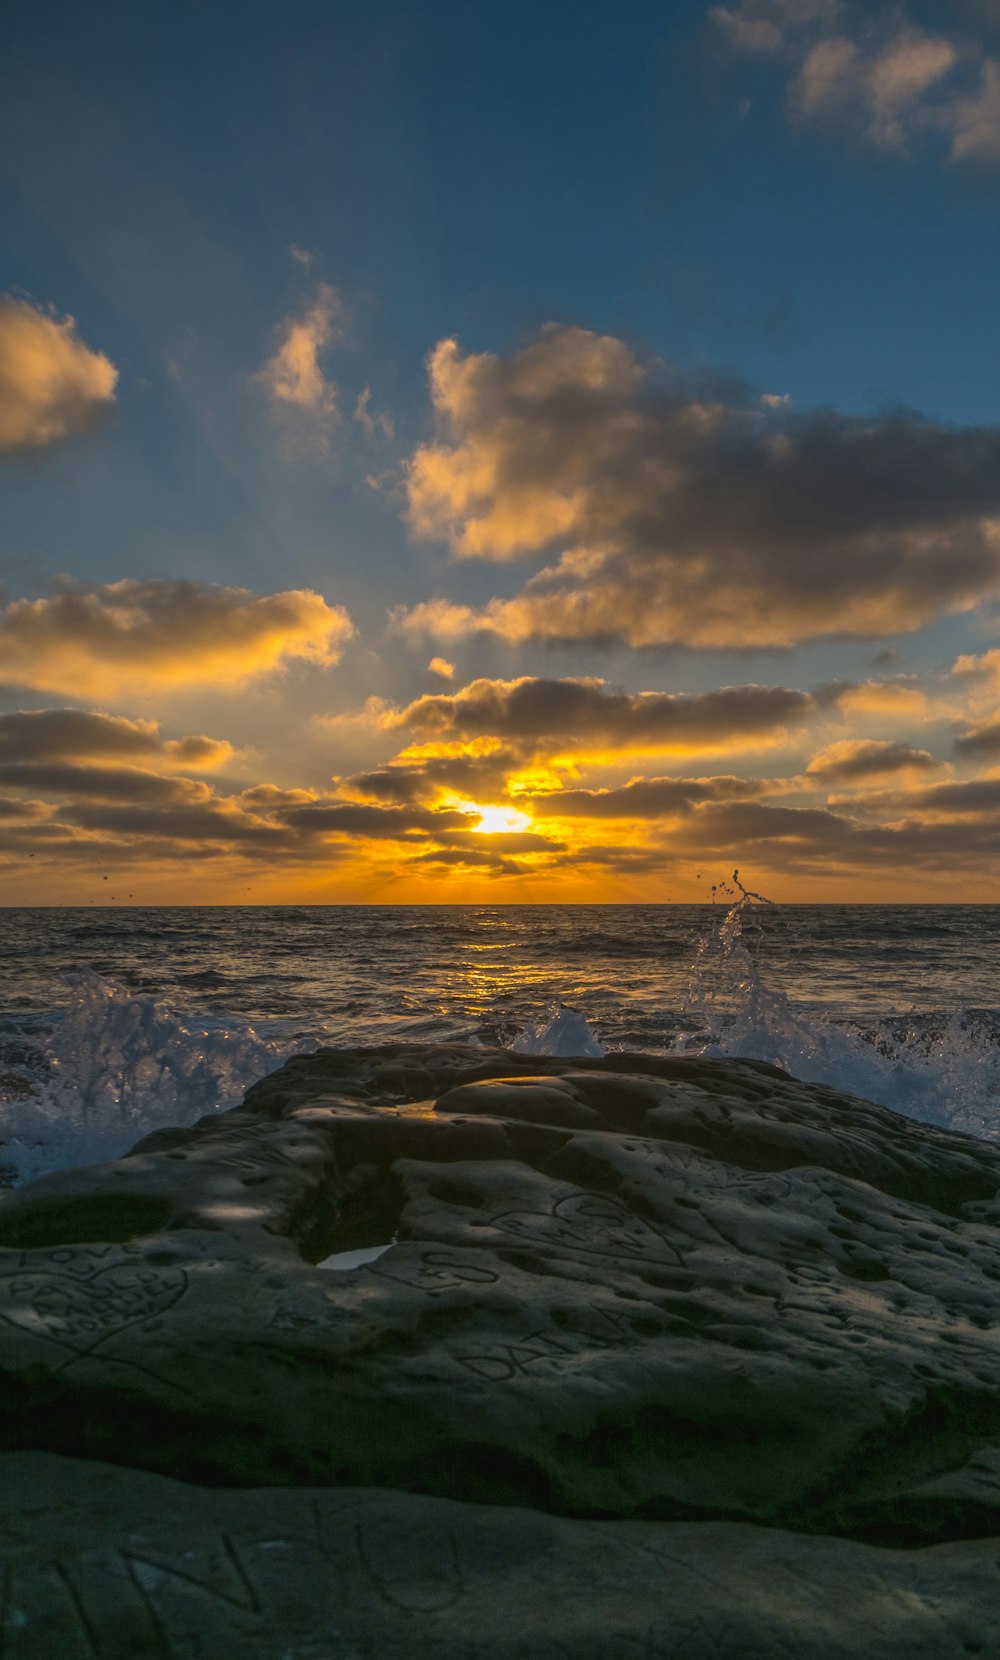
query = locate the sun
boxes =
[465,803,532,835]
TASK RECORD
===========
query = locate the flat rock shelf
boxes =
[2,1043,999,1657]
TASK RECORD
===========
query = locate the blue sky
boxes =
[2,0,1000,901]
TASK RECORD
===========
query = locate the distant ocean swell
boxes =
[1,894,998,1186]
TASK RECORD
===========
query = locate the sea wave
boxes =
[1,893,998,1186]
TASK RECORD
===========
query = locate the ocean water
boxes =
[0,898,998,1185]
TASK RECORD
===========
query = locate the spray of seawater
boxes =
[0,972,299,1187]
[3,892,998,1186]
[511,873,1000,1141]
[673,874,997,1137]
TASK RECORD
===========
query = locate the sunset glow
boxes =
[3,2,1000,903]
[467,805,533,836]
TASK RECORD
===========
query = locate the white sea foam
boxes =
[669,882,1000,1139]
[509,883,1000,1141]
[510,1002,607,1058]
[0,971,297,1186]
[1,899,998,1187]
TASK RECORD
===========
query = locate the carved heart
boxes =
[0,1262,187,1352]
[490,1191,682,1264]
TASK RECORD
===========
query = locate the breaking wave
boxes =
[0,973,303,1186]
[1,888,998,1186]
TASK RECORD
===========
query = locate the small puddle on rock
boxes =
[316,1243,394,1272]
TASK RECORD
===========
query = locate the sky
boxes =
[2,0,1000,903]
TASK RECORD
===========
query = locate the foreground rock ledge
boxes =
[3,1450,998,1660]
[2,1044,1000,1654]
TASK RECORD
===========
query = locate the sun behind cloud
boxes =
[465,803,532,834]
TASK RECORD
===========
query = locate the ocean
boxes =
[1,898,998,1186]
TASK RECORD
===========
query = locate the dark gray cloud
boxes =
[0,761,210,804]
[344,749,522,807]
[278,801,472,838]
[0,795,50,822]
[406,847,525,875]
[403,328,1000,648]
[665,792,1000,877]
[0,708,232,767]
[390,676,813,749]
[676,800,854,849]
[805,740,938,781]
[904,778,1000,814]
[520,776,768,818]
[954,719,1000,756]
[60,801,291,845]
[429,828,565,854]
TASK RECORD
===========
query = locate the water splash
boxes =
[509,1001,606,1058]
[0,972,300,1186]
[674,875,1000,1140]
[3,898,999,1186]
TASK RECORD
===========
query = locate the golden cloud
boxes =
[0,296,117,457]
[829,679,931,719]
[0,580,354,698]
[255,283,346,455]
[400,327,1000,648]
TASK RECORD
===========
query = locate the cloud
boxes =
[789,27,959,152]
[711,0,842,56]
[949,57,1000,160]
[0,796,50,823]
[955,719,1000,757]
[0,708,234,769]
[60,800,291,846]
[826,678,931,719]
[805,738,938,780]
[715,2,1000,164]
[238,783,319,809]
[849,778,1000,819]
[953,646,1000,687]
[255,283,346,455]
[277,800,472,838]
[382,675,814,753]
[0,296,117,458]
[428,657,455,680]
[406,846,525,875]
[341,747,522,808]
[354,387,395,440]
[399,328,1000,649]
[0,580,354,698]
[0,761,212,804]
[517,775,771,818]
[909,778,1000,815]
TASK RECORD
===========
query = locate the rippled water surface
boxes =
[1,902,997,1182]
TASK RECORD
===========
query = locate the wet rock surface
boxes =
[2,1043,1000,1654]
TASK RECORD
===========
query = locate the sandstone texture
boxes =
[2,1043,1000,1655]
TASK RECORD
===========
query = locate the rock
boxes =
[3,1450,999,1660]
[2,1043,1000,1653]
